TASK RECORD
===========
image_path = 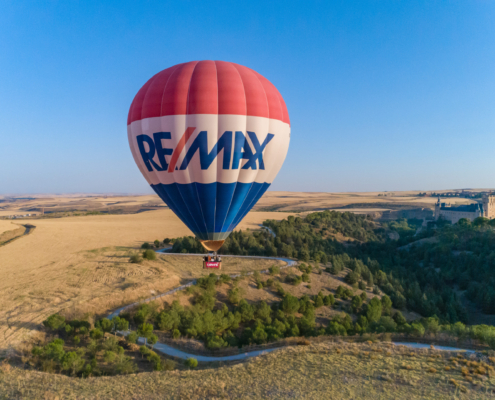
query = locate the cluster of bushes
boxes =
[35,314,137,377]
[141,238,172,250]
[130,248,157,263]
[138,345,174,371]
[252,271,275,290]
[126,271,358,348]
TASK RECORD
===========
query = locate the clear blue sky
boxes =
[1,1,495,195]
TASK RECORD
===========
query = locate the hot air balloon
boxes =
[127,60,290,261]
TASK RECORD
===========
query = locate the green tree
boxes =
[148,334,158,349]
[314,294,324,308]
[269,265,280,275]
[112,316,129,332]
[61,351,85,376]
[323,294,335,306]
[137,323,154,340]
[281,295,300,314]
[38,339,66,363]
[365,297,382,323]
[142,249,156,260]
[42,314,65,331]
[256,301,272,321]
[99,318,113,333]
[380,295,393,316]
[126,332,138,344]
[345,271,360,285]
[89,328,104,341]
[393,311,407,326]
[375,316,397,333]
[227,287,244,305]
[351,296,363,313]
[87,339,101,357]
[104,350,117,363]
[185,358,198,368]
[237,299,255,322]
[410,322,425,337]
[298,248,310,262]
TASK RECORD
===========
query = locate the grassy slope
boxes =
[2,341,493,399]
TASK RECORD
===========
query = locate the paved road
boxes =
[108,251,474,361]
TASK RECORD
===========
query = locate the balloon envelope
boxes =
[128,60,290,250]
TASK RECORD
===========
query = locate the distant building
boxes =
[434,194,495,223]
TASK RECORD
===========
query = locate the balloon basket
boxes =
[203,253,222,269]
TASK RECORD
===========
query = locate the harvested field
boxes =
[0,190,481,219]
[1,341,493,399]
[0,220,22,235]
[254,190,478,212]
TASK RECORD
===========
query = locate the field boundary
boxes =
[0,223,35,247]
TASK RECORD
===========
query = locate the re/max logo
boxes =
[137,128,274,172]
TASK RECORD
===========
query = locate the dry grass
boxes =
[0,190,479,219]
[158,255,286,280]
[252,190,479,212]
[1,341,494,399]
[0,209,291,353]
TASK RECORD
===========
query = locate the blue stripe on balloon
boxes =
[215,182,236,233]
[195,182,216,235]
[228,182,270,232]
[150,182,270,237]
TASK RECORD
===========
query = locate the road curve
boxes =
[107,251,298,361]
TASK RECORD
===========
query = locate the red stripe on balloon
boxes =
[168,127,196,173]
[128,61,289,125]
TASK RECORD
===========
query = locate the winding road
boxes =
[108,250,474,361]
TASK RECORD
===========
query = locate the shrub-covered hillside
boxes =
[172,210,384,260]
[172,211,495,325]
[172,211,466,323]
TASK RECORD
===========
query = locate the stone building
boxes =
[434,195,495,224]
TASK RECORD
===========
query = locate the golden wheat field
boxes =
[2,341,493,399]
[254,190,478,212]
[0,189,480,217]
[0,209,292,352]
